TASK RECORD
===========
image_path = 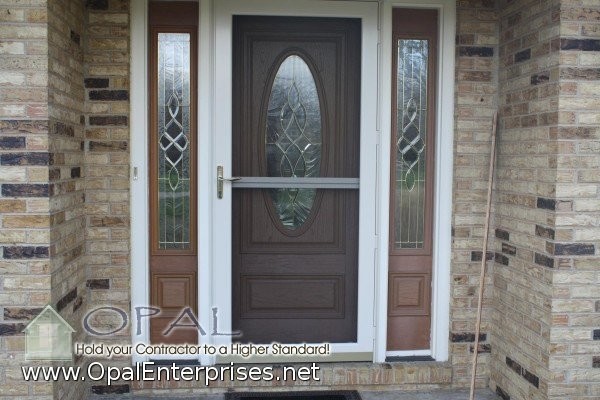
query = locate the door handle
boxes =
[217,165,241,199]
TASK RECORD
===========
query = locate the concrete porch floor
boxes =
[91,389,501,399]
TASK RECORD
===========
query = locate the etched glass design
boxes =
[157,33,191,249]
[265,55,322,230]
[394,39,428,249]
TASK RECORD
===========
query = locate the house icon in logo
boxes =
[23,305,75,361]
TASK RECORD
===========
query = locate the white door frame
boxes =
[210,0,379,361]
[130,0,455,365]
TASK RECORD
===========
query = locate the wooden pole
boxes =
[469,111,498,400]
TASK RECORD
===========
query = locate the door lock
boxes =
[217,165,241,199]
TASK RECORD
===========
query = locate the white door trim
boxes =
[210,0,379,359]
[130,0,150,364]
[376,0,455,362]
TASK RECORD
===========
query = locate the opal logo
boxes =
[24,305,75,361]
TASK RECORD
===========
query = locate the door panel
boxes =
[148,1,198,345]
[387,8,438,351]
[232,16,361,344]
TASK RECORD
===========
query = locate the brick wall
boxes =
[491,0,561,399]
[451,0,498,387]
[83,1,132,394]
[47,0,87,398]
[0,0,53,397]
[491,0,600,399]
[547,0,600,397]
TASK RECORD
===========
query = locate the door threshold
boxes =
[385,355,435,362]
[216,352,372,364]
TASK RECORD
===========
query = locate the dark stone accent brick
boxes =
[4,307,43,320]
[522,369,539,388]
[535,225,555,240]
[89,116,128,126]
[470,343,491,353]
[86,279,110,290]
[0,120,48,134]
[70,30,80,45]
[496,386,510,400]
[91,385,130,395]
[0,323,26,336]
[537,197,556,210]
[73,295,84,312]
[593,356,600,368]
[535,253,554,268]
[89,90,129,101]
[471,251,493,262]
[459,46,494,57]
[451,332,486,343]
[515,48,531,63]
[56,288,77,312]
[554,243,595,256]
[3,246,49,259]
[594,329,600,340]
[86,0,108,10]
[495,252,509,266]
[2,184,50,197]
[506,357,522,375]
[52,121,74,137]
[71,167,81,178]
[561,38,600,51]
[501,243,516,255]
[84,78,109,88]
[0,137,26,149]
[49,168,61,181]
[88,141,128,152]
[495,228,509,241]
[560,67,600,81]
[0,152,50,166]
[531,73,549,85]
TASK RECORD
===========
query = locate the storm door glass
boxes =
[265,55,322,230]
[157,33,191,250]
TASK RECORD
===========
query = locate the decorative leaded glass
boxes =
[265,55,322,230]
[394,39,428,249]
[157,33,191,249]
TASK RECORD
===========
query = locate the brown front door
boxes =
[387,8,438,351]
[148,2,198,344]
[232,16,361,344]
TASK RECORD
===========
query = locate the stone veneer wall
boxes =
[450,0,498,387]
[548,0,600,397]
[0,0,53,398]
[0,0,87,398]
[83,0,132,395]
[491,0,561,399]
[47,0,87,398]
[491,0,600,399]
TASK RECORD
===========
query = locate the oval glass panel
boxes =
[265,55,322,230]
